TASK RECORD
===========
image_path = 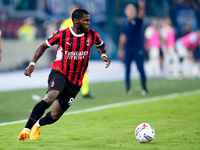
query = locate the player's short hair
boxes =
[125,4,136,10]
[72,9,89,22]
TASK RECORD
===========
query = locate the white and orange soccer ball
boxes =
[135,123,155,143]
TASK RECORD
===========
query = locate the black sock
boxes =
[25,100,50,129]
[39,111,57,126]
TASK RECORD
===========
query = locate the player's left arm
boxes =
[138,0,146,19]
[96,43,111,69]
[24,42,49,77]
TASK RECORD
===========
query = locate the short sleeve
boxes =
[160,28,167,40]
[46,30,61,46]
[145,27,154,39]
[94,31,104,47]
[190,33,198,44]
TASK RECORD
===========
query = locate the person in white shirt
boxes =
[160,17,179,79]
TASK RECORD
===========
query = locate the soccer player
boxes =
[118,1,148,95]
[160,17,179,79]
[18,9,111,142]
[144,18,161,77]
[60,5,95,98]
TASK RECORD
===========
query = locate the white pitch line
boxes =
[1,89,200,127]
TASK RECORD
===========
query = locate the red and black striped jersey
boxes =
[46,27,103,86]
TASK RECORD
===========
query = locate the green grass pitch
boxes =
[0,78,200,150]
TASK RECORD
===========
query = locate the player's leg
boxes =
[175,40,187,76]
[30,79,80,140]
[162,50,168,78]
[159,48,164,76]
[149,47,160,77]
[182,51,194,78]
[30,99,65,140]
[18,90,60,141]
[171,50,180,78]
[124,53,132,93]
[38,100,65,126]
[25,90,59,128]
[18,69,64,141]
[147,49,154,76]
[81,72,94,98]
[134,51,148,95]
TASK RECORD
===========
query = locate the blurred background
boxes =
[0,0,199,90]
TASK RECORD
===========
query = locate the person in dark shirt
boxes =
[118,1,148,95]
[18,8,111,142]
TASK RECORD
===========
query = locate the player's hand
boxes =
[24,65,35,77]
[102,56,111,69]
[138,0,146,9]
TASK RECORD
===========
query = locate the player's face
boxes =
[79,14,90,33]
[125,6,136,20]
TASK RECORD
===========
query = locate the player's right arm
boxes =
[25,30,61,77]
[138,0,146,19]
[118,33,126,60]
[24,42,49,77]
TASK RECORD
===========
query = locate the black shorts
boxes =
[47,69,81,111]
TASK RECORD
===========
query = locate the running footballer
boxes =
[18,9,111,142]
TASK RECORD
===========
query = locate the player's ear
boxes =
[74,18,79,24]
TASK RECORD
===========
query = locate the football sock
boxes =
[25,100,50,129]
[35,120,41,127]
[39,111,57,126]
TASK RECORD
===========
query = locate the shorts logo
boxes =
[68,98,75,106]
[51,81,55,87]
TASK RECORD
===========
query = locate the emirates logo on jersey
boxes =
[51,81,55,87]
[65,51,89,60]
[86,38,90,46]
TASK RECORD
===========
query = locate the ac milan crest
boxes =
[51,81,55,87]
[86,38,90,46]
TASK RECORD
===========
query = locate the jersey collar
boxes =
[70,27,85,37]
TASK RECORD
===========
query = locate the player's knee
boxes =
[44,91,59,105]
[44,95,55,105]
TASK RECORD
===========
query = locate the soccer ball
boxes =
[135,123,155,143]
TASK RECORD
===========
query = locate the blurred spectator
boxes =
[183,22,194,35]
[0,29,2,61]
[175,29,200,78]
[118,1,148,95]
[172,0,198,38]
[144,18,161,77]
[43,19,59,37]
[191,0,200,12]
[160,17,179,79]
[59,5,79,30]
[43,19,59,65]
[17,17,38,42]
